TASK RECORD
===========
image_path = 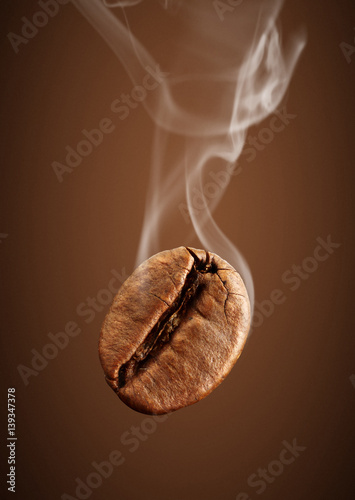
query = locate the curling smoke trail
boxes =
[72,0,306,315]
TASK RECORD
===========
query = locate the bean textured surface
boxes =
[99,247,250,414]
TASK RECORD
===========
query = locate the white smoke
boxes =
[72,0,306,314]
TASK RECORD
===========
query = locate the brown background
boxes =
[1,0,355,499]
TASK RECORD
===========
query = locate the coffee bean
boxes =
[99,247,250,414]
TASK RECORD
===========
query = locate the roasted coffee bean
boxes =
[99,247,250,414]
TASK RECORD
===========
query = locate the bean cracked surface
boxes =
[99,247,250,414]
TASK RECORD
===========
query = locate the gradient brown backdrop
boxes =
[1,1,355,499]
